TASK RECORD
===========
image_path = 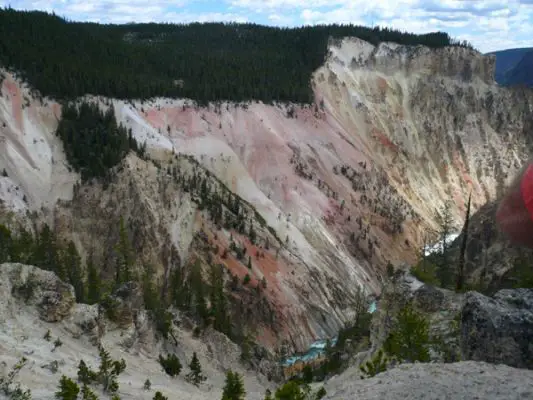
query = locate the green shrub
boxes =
[159,354,182,377]
[153,392,168,400]
[359,349,388,378]
[77,360,97,385]
[0,357,32,400]
[144,379,151,390]
[410,261,440,286]
[386,262,395,278]
[100,295,121,322]
[384,305,430,363]
[55,376,79,400]
[96,346,126,394]
[302,365,313,384]
[76,346,126,395]
[80,385,98,400]
[509,254,533,288]
[52,338,62,351]
[274,381,305,400]
[221,370,246,400]
[315,387,327,400]
[186,352,206,386]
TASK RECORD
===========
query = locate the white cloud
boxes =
[2,0,533,51]
[228,0,349,11]
[229,0,533,52]
[268,13,294,25]
[3,0,248,24]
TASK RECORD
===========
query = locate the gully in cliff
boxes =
[497,159,533,248]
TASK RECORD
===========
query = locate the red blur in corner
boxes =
[496,163,533,248]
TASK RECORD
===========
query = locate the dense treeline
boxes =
[0,219,234,340]
[56,101,144,181]
[0,8,473,104]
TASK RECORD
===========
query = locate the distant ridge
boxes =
[488,47,533,87]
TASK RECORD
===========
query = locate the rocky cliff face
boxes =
[1,37,532,352]
[4,263,532,400]
[324,271,533,399]
[0,263,271,399]
[368,271,533,367]
[317,39,532,224]
[461,288,533,369]
[446,198,533,291]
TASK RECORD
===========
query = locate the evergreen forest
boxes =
[56,102,144,181]
[0,7,472,104]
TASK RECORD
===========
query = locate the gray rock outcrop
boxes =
[1,263,75,322]
[461,288,533,369]
[323,361,533,400]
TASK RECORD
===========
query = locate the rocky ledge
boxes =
[324,361,533,400]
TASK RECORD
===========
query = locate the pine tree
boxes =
[171,262,186,309]
[249,223,256,244]
[221,370,246,400]
[302,365,313,383]
[456,193,471,292]
[77,360,96,385]
[142,264,159,312]
[384,305,430,363]
[0,224,12,264]
[81,385,98,400]
[96,345,126,394]
[189,260,208,322]
[186,352,206,386]
[115,216,133,285]
[209,264,229,334]
[63,241,85,302]
[386,262,394,278]
[55,376,79,400]
[274,381,305,400]
[11,227,36,265]
[159,353,182,377]
[86,252,101,305]
[36,224,62,279]
[435,201,454,288]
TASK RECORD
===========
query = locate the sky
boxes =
[2,0,533,53]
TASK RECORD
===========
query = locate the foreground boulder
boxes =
[461,288,533,369]
[324,361,533,400]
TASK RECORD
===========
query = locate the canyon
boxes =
[2,37,533,355]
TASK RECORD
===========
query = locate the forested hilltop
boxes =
[0,8,472,104]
